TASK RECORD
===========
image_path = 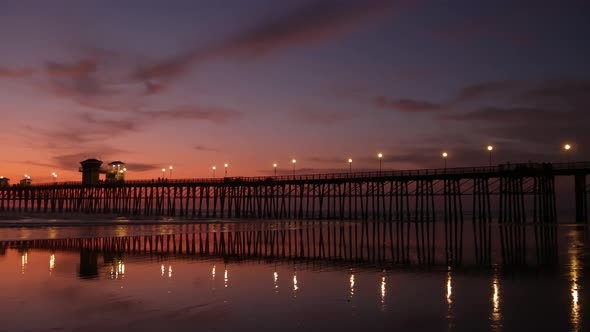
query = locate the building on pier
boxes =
[80,159,103,185]
[0,177,9,188]
[105,161,126,183]
[19,177,31,187]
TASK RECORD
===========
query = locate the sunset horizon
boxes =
[1,0,588,182]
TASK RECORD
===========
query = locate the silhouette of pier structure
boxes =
[2,162,585,265]
[0,220,565,268]
[1,162,588,225]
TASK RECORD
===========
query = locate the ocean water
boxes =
[0,219,587,332]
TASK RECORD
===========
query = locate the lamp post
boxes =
[212,166,216,178]
[224,164,229,177]
[348,158,352,173]
[292,159,296,177]
[169,166,173,179]
[273,163,277,176]
[442,152,448,169]
[51,172,57,183]
[564,143,572,163]
[162,168,166,179]
[378,153,383,173]
[487,145,493,167]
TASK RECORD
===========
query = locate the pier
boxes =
[1,162,588,223]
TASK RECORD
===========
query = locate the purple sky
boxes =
[0,0,589,181]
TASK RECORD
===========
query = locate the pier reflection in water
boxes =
[0,220,587,332]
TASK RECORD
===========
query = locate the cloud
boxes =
[194,145,220,152]
[40,57,124,112]
[0,67,33,78]
[143,81,165,96]
[45,59,98,78]
[453,80,519,102]
[51,150,126,170]
[8,146,156,177]
[79,113,139,131]
[135,0,395,82]
[21,104,239,158]
[440,106,570,123]
[21,160,57,169]
[37,49,152,111]
[125,162,162,172]
[306,156,347,163]
[296,110,356,125]
[448,80,589,150]
[374,96,447,112]
[24,126,102,147]
[137,106,242,124]
[372,78,590,165]
[375,79,590,115]
[36,53,243,125]
[22,115,139,152]
[516,79,590,111]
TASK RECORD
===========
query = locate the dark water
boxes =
[0,220,587,332]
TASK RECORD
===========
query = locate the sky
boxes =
[0,0,589,182]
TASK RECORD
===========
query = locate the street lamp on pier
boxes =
[162,168,166,178]
[51,172,57,183]
[378,153,383,172]
[442,152,448,169]
[487,145,493,167]
[212,166,216,178]
[348,158,352,173]
[564,143,572,163]
[273,163,277,176]
[169,166,173,179]
[292,159,296,177]
[224,163,229,177]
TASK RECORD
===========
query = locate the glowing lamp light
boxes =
[564,144,571,151]
[348,158,352,163]
[378,153,383,159]
[487,145,493,151]
[442,152,448,158]
[292,159,296,164]
[273,163,277,168]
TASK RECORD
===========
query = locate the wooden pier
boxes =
[1,162,587,224]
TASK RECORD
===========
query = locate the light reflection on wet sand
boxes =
[569,229,584,332]
[0,221,587,332]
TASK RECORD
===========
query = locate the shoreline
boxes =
[0,212,236,227]
[0,212,585,229]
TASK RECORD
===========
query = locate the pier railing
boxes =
[0,161,588,226]
[19,161,590,187]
